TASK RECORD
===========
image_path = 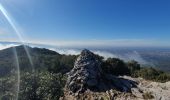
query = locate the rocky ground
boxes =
[123,76,170,100]
[60,49,170,100]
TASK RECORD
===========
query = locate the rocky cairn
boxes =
[66,49,136,94]
[66,49,103,93]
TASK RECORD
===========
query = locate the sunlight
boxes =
[0,3,34,100]
[13,47,20,100]
[0,3,34,67]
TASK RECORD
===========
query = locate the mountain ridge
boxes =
[0,45,170,100]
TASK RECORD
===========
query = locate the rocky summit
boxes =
[61,49,170,100]
[62,49,139,100]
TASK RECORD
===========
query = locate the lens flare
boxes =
[13,47,20,100]
[0,3,33,67]
[0,3,34,99]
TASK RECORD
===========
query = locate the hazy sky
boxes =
[0,0,170,47]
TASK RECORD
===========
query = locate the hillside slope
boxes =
[0,45,170,100]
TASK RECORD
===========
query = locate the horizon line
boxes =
[0,39,170,48]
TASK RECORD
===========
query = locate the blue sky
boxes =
[0,0,170,47]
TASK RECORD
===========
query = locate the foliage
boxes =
[0,46,74,100]
[0,45,170,100]
[101,57,170,83]
[19,72,66,100]
[102,58,130,75]
[127,60,141,76]
[134,67,170,82]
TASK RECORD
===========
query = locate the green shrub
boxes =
[102,58,130,75]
